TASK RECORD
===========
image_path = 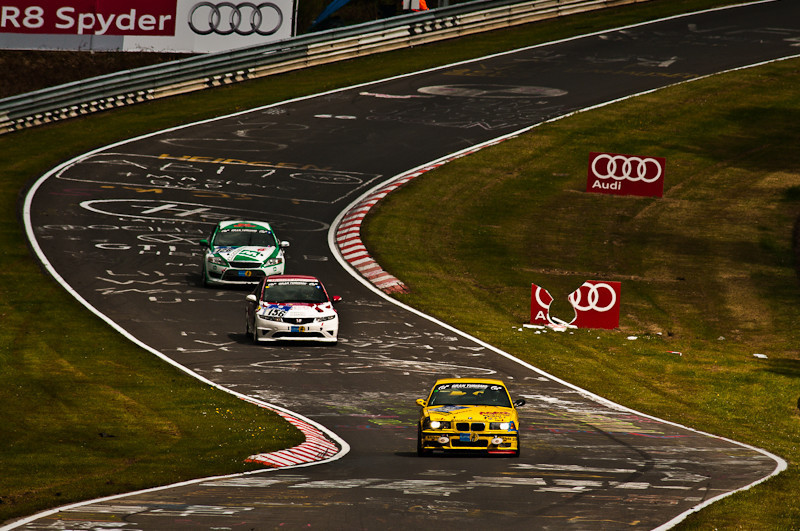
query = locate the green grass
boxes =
[0,0,775,525]
[363,57,800,527]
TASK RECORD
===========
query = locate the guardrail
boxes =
[0,0,648,135]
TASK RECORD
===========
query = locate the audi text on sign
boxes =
[530,281,621,330]
[587,152,665,198]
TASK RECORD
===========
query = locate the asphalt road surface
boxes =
[16,2,799,529]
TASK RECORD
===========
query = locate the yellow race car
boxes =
[416,378,525,457]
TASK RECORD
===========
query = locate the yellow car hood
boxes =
[425,405,516,422]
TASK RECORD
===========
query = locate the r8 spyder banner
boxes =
[587,151,665,198]
[0,0,295,53]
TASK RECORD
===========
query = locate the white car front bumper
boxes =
[253,314,339,343]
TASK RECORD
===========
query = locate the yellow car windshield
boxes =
[429,383,511,407]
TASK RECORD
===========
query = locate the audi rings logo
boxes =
[189,2,283,36]
[591,153,662,183]
[530,281,621,330]
[532,285,553,309]
[587,151,665,197]
[569,282,617,312]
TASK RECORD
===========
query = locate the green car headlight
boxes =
[264,257,283,266]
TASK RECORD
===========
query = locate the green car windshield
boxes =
[214,229,276,247]
[429,383,511,407]
[262,282,328,304]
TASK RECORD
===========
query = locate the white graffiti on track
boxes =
[57,152,381,205]
[193,469,719,500]
[160,137,288,152]
[79,198,328,232]
[249,353,495,375]
[365,98,568,131]
[41,223,205,234]
[176,330,242,353]
[176,339,238,353]
[97,276,180,287]
[65,503,254,517]
[417,84,568,99]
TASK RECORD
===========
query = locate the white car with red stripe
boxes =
[246,275,341,343]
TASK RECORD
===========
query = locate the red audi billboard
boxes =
[0,0,295,52]
[587,151,665,198]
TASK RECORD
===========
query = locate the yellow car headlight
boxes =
[424,418,451,430]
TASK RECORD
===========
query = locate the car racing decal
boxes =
[435,383,500,391]
[213,246,279,260]
[429,405,471,413]
[260,304,292,317]
[479,411,512,420]
[235,248,272,260]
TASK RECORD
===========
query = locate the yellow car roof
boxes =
[432,378,507,387]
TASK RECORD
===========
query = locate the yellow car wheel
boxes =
[416,428,430,457]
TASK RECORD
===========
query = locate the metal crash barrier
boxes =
[0,0,648,134]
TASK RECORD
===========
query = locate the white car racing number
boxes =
[267,307,286,317]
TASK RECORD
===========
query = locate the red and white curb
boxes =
[334,139,508,294]
[245,408,341,468]
[335,174,417,294]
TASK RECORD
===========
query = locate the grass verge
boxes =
[0,0,767,525]
[363,57,800,527]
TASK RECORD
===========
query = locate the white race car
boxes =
[246,275,341,343]
[200,220,289,286]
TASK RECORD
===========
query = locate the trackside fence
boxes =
[0,0,650,135]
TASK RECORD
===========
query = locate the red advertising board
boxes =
[567,280,621,330]
[587,151,665,198]
[0,0,176,36]
[530,284,554,326]
[531,281,621,330]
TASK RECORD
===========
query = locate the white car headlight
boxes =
[208,255,227,266]
[315,315,336,322]
[263,257,283,266]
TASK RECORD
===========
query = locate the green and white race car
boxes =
[200,220,289,286]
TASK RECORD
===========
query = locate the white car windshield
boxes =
[262,282,328,304]
[214,229,276,247]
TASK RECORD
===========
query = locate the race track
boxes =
[14,2,799,529]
